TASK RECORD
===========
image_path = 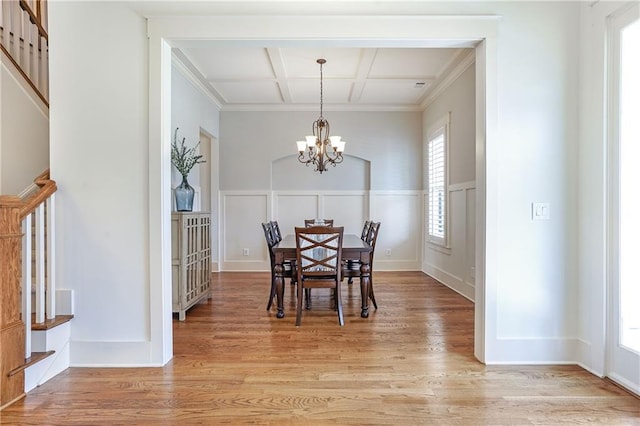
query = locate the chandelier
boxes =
[296,59,345,174]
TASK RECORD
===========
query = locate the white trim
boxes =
[148,12,496,367]
[449,181,476,192]
[46,194,56,320]
[171,51,223,109]
[17,182,39,199]
[148,36,173,365]
[422,49,476,109]
[22,214,32,357]
[424,263,475,301]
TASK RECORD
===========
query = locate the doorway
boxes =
[607,3,640,395]
[148,16,496,365]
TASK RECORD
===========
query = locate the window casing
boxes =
[426,114,450,247]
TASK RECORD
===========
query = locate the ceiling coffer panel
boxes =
[174,45,473,109]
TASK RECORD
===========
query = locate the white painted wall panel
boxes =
[222,192,268,270]
[323,193,367,235]
[171,62,221,265]
[49,1,153,364]
[274,193,319,234]
[370,191,421,270]
[0,59,49,194]
[220,111,422,191]
[273,154,369,191]
[424,184,476,300]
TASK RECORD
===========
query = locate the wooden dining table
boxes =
[272,233,373,319]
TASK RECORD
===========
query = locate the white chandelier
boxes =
[296,59,345,174]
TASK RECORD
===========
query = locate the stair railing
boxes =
[19,170,57,357]
[0,0,49,106]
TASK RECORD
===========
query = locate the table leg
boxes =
[359,253,371,318]
[274,253,285,318]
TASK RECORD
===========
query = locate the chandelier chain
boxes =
[319,60,324,118]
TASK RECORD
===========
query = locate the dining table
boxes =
[272,233,373,319]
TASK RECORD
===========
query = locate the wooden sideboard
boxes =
[171,212,211,320]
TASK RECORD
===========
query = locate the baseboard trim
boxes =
[423,263,474,301]
[69,341,165,367]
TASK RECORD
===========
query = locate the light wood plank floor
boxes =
[2,272,638,424]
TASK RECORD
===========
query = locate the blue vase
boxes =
[175,175,195,212]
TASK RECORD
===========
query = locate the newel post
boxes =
[0,196,26,408]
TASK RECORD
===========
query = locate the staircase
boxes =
[0,172,73,410]
[1,1,71,410]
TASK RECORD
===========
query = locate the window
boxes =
[426,114,450,247]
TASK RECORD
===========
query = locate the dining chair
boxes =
[360,220,372,241]
[262,222,295,311]
[304,219,334,227]
[346,220,372,283]
[269,220,282,243]
[294,225,344,326]
[343,221,380,310]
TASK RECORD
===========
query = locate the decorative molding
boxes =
[485,338,587,365]
[424,263,474,301]
[421,49,476,109]
[171,51,223,109]
[69,341,162,367]
[449,180,476,192]
[221,103,425,113]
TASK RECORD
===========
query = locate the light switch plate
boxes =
[532,202,550,220]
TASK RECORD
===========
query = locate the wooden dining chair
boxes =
[360,220,372,241]
[294,226,344,326]
[262,222,295,311]
[304,219,334,227]
[343,221,380,310]
[346,220,372,283]
[269,220,282,243]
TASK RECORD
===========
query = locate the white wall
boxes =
[423,64,476,300]
[219,110,422,271]
[171,60,220,265]
[171,60,219,191]
[486,2,579,363]
[220,111,422,190]
[48,1,586,369]
[0,57,49,194]
[49,2,156,365]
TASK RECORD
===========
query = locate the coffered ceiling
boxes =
[173,46,475,111]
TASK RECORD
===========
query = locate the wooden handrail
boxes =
[19,169,56,219]
[19,0,48,41]
[0,44,49,108]
[0,0,50,107]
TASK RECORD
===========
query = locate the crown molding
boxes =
[221,104,424,113]
[171,51,223,109]
[420,49,476,110]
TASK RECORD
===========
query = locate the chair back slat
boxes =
[360,220,372,240]
[304,219,334,227]
[269,220,282,243]
[367,222,381,250]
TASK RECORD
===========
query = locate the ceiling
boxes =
[173,46,475,112]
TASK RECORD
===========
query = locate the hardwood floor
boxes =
[2,272,638,424]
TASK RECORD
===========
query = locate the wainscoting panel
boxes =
[221,190,421,271]
[423,182,476,301]
[272,192,319,236]
[221,191,269,271]
[322,192,368,234]
[370,191,422,270]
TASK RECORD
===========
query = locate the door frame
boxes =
[147,15,499,365]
